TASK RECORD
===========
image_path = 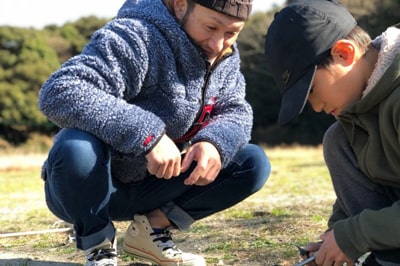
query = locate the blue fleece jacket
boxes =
[39,0,253,183]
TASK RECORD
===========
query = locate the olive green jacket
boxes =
[331,26,400,260]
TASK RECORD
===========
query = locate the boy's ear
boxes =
[330,40,356,65]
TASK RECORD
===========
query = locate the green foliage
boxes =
[71,15,110,40]
[58,24,86,55]
[357,0,400,38]
[0,27,60,143]
[0,17,108,144]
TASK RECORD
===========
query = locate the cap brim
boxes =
[278,66,317,125]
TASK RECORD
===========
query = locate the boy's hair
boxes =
[264,0,358,125]
[319,25,372,68]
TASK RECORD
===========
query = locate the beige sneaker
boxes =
[123,214,206,266]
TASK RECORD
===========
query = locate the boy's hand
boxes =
[314,230,354,266]
[298,241,321,266]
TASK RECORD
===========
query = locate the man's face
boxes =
[176,2,245,63]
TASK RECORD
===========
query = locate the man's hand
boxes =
[181,141,221,186]
[145,134,181,179]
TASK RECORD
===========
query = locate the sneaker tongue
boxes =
[151,229,180,252]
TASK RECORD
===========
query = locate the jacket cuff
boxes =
[143,130,165,155]
[334,218,368,260]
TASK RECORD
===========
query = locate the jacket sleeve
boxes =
[38,21,166,155]
[327,199,348,229]
[334,200,400,260]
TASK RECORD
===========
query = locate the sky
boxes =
[0,0,285,29]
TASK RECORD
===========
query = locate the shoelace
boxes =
[87,248,117,262]
[151,229,182,254]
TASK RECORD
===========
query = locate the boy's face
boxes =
[307,42,365,117]
[176,1,245,63]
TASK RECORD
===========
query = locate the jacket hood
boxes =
[341,26,400,117]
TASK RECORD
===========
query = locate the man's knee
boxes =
[48,129,108,176]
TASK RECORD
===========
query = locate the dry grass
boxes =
[0,145,335,266]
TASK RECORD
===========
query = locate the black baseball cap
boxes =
[264,0,356,125]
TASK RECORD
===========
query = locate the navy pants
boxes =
[44,128,271,250]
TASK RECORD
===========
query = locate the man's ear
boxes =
[330,40,356,65]
[173,0,188,20]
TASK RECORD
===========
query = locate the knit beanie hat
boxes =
[192,0,253,20]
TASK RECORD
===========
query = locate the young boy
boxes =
[264,0,400,265]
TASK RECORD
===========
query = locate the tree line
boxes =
[0,0,398,146]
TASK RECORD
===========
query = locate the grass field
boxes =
[0,146,336,266]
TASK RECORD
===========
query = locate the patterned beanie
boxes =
[192,0,253,20]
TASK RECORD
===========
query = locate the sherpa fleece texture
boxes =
[39,0,253,183]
